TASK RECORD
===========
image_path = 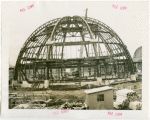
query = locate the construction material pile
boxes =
[129,101,142,110]
[60,102,87,110]
[114,89,140,109]
[45,99,64,106]
[13,103,46,109]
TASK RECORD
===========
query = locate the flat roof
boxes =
[84,86,113,94]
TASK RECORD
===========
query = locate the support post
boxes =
[112,65,113,79]
[89,67,91,75]
[89,63,91,76]
[99,64,101,77]
[83,67,84,77]
[24,67,26,80]
[47,45,50,60]
[61,69,63,77]
[50,68,53,86]
[50,46,53,59]
[97,60,99,77]
[118,63,119,78]
[46,64,49,80]
[50,69,52,80]
[44,67,45,79]
[105,67,106,80]
[33,64,36,81]
[115,64,117,76]
[78,61,81,86]
[29,63,30,80]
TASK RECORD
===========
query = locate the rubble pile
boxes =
[114,89,141,110]
[127,92,141,102]
[13,100,88,109]
[13,102,46,109]
[60,102,87,110]
[45,99,64,106]
[9,92,51,109]
[129,101,142,110]
[27,104,46,109]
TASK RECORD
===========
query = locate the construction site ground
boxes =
[9,80,142,110]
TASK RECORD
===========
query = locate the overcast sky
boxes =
[2,1,148,66]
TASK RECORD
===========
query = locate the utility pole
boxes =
[85,8,88,20]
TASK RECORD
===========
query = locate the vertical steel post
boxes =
[44,67,46,80]
[24,67,26,80]
[111,65,113,79]
[78,60,81,86]
[46,64,49,80]
[83,66,84,77]
[105,68,106,80]
[33,63,36,81]
[47,45,50,60]
[118,63,119,79]
[99,64,101,77]
[50,69,52,80]
[97,60,99,77]
[41,67,42,80]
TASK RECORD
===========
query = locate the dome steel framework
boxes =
[133,46,142,72]
[14,16,136,83]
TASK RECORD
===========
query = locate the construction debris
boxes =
[9,92,51,109]
[114,89,141,110]
[9,80,142,110]
[129,101,142,110]
[60,102,87,110]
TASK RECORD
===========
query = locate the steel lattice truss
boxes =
[14,16,136,81]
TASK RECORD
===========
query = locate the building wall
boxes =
[85,90,113,110]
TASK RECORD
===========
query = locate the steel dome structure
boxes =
[14,16,135,82]
[133,46,142,72]
[133,46,142,62]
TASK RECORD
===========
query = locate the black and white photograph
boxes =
[1,1,149,119]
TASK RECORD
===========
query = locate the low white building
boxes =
[84,86,114,110]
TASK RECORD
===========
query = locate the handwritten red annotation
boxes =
[108,111,122,116]
[20,4,34,12]
[112,4,127,10]
[53,110,69,115]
